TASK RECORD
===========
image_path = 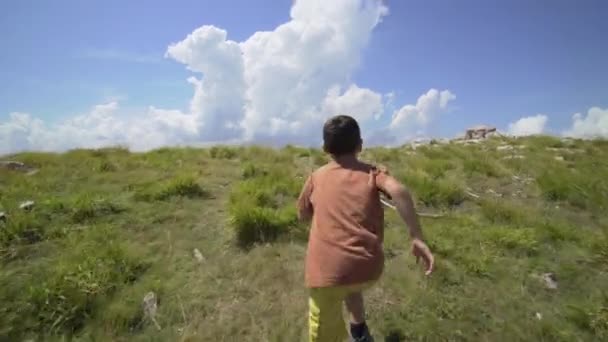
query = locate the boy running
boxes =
[297,115,434,342]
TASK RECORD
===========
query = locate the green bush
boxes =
[230,205,295,248]
[230,180,278,208]
[229,163,304,248]
[420,158,455,179]
[370,147,400,163]
[463,156,504,178]
[479,199,526,225]
[536,166,607,211]
[4,226,147,337]
[537,221,581,244]
[209,146,238,159]
[242,163,267,179]
[483,227,539,255]
[71,196,125,223]
[135,177,208,202]
[590,301,608,339]
[590,235,608,267]
[0,212,44,246]
[527,135,566,150]
[399,170,465,207]
[313,153,329,166]
[96,160,117,172]
[537,167,576,202]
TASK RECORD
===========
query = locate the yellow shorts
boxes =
[308,281,375,342]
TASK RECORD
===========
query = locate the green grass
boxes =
[0,136,607,341]
[134,176,209,202]
[396,169,465,208]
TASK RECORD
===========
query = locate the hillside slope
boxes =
[1,136,607,341]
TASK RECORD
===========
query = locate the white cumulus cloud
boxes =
[507,114,548,136]
[563,107,608,138]
[322,85,384,123]
[1,0,460,154]
[388,89,455,138]
[0,102,200,155]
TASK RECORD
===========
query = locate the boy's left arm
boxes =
[297,175,314,222]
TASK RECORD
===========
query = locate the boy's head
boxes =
[322,115,362,157]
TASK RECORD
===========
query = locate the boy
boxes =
[297,115,434,342]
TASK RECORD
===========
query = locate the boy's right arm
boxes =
[297,175,314,222]
[376,171,434,275]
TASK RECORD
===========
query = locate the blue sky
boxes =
[1,0,607,153]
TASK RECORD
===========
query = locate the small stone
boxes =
[193,248,205,263]
[19,201,35,211]
[0,212,6,222]
[536,312,543,320]
[497,145,514,151]
[143,292,158,316]
[554,156,565,161]
[0,161,37,174]
[502,155,525,160]
[542,273,558,290]
[143,291,161,330]
[0,161,27,171]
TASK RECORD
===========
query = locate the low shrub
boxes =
[483,227,539,255]
[135,177,208,202]
[463,156,504,178]
[590,305,608,340]
[0,212,44,246]
[5,226,147,337]
[242,163,268,179]
[209,146,238,159]
[96,160,117,172]
[420,158,456,179]
[479,199,527,225]
[398,170,465,207]
[536,221,582,244]
[71,196,125,223]
[536,166,607,211]
[230,205,296,248]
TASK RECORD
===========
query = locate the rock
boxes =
[143,292,158,316]
[497,145,514,151]
[535,312,543,320]
[193,248,205,263]
[502,155,525,160]
[554,156,565,161]
[464,125,497,140]
[0,212,6,222]
[486,189,503,197]
[19,201,35,211]
[542,273,558,290]
[143,291,162,330]
[0,161,37,174]
[0,161,27,171]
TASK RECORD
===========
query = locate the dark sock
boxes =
[350,322,368,339]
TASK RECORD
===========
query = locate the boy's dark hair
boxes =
[322,115,362,156]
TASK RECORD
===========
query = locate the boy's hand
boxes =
[411,238,434,276]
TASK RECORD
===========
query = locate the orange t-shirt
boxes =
[297,159,389,288]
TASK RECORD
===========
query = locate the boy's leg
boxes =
[344,281,376,341]
[309,287,348,342]
[345,292,371,339]
[345,291,366,323]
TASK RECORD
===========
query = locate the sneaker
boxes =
[351,331,374,342]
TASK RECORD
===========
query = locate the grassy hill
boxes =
[1,135,607,341]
